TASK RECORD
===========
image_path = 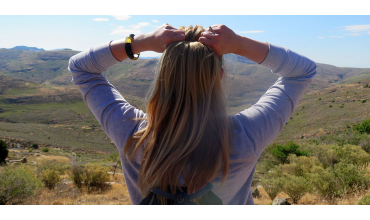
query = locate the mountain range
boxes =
[0,48,369,152]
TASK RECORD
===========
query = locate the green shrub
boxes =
[0,140,9,165]
[358,195,370,205]
[270,141,309,164]
[68,163,110,191]
[260,165,284,200]
[28,149,33,153]
[354,118,370,134]
[0,166,42,204]
[310,162,370,198]
[282,174,309,204]
[83,163,110,191]
[36,159,69,175]
[361,100,366,103]
[329,105,333,108]
[41,169,61,190]
[32,143,39,149]
[332,144,370,167]
[260,177,284,200]
[282,155,321,178]
[69,165,84,188]
[41,148,49,152]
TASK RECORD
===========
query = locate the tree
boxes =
[32,143,39,149]
[270,141,309,164]
[0,140,9,165]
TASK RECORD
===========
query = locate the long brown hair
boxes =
[124,25,232,204]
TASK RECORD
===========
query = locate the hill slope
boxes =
[1,48,370,152]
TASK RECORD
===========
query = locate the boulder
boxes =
[21,157,27,163]
[272,197,291,205]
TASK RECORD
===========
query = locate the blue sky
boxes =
[1,15,369,68]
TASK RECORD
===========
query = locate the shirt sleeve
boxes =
[234,44,316,157]
[68,41,146,150]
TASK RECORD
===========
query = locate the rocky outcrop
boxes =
[272,197,291,205]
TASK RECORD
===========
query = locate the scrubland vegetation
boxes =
[0,142,131,205]
[1,119,370,205]
[253,118,370,205]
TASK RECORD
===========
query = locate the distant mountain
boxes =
[50,48,73,51]
[10,46,45,52]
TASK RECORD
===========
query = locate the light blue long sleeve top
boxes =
[68,41,316,205]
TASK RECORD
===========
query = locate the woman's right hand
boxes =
[198,24,240,56]
[199,24,269,64]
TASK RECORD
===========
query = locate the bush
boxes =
[36,160,67,189]
[42,148,49,152]
[361,100,366,103]
[270,141,309,164]
[358,195,370,205]
[83,164,110,191]
[0,166,42,204]
[309,162,370,198]
[260,177,284,200]
[354,118,370,134]
[69,165,84,188]
[32,143,39,149]
[0,140,9,165]
[282,174,309,204]
[282,155,321,179]
[68,163,110,191]
[260,165,284,200]
[41,169,61,190]
[36,159,69,175]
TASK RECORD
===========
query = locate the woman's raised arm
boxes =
[200,24,316,158]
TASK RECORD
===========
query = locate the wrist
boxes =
[232,34,246,55]
[131,34,149,54]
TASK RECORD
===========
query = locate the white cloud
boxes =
[110,26,142,36]
[129,22,150,29]
[237,30,264,34]
[318,37,325,38]
[337,24,370,36]
[328,36,343,38]
[343,33,360,36]
[339,25,370,32]
[152,20,159,23]
[92,18,109,22]
[110,24,115,26]
[111,15,132,21]
[368,31,370,35]
[110,22,150,36]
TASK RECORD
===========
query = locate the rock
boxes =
[251,187,261,198]
[272,197,291,205]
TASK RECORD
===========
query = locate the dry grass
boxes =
[32,155,71,163]
[253,186,370,205]
[25,182,132,205]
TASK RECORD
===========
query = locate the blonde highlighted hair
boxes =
[124,25,232,204]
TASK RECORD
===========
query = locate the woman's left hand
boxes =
[140,23,185,53]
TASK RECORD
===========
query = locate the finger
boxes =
[164,24,175,30]
[173,34,186,41]
[198,36,213,46]
[171,30,185,35]
[201,31,216,38]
